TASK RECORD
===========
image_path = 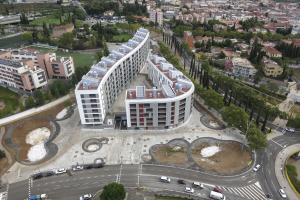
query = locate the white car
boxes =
[278,189,287,198]
[185,187,194,193]
[153,38,156,41]
[55,168,66,174]
[79,194,92,200]
[286,128,295,132]
[73,166,83,171]
[253,164,261,172]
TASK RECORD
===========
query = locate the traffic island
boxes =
[82,138,109,153]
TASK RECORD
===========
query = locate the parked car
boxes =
[177,179,186,185]
[286,128,295,132]
[278,189,287,198]
[184,187,194,193]
[259,118,265,123]
[44,171,54,177]
[79,194,92,200]
[33,173,43,180]
[253,164,261,172]
[73,166,84,171]
[94,164,104,168]
[55,168,66,174]
[213,187,223,193]
[84,164,93,169]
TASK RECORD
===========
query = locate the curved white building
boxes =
[125,55,194,130]
[75,28,150,125]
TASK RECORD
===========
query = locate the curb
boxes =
[285,150,300,198]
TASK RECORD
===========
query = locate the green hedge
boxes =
[286,164,300,194]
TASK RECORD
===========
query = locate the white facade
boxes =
[75,28,150,125]
[125,55,194,130]
[232,57,257,77]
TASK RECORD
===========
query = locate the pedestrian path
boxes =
[217,182,267,200]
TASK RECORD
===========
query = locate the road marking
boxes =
[270,139,283,148]
[94,176,98,178]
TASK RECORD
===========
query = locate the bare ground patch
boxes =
[191,142,251,173]
[152,144,188,164]
[12,119,53,163]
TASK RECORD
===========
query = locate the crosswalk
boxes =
[217,182,268,200]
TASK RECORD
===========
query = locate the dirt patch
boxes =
[0,157,9,175]
[191,142,251,173]
[12,119,53,162]
[152,144,188,164]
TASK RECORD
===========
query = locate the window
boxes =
[82,100,85,103]
[81,94,84,98]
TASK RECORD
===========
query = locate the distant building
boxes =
[165,11,176,19]
[52,24,74,38]
[232,57,257,77]
[262,57,283,77]
[250,37,263,46]
[262,46,282,58]
[103,10,115,16]
[291,25,300,35]
[292,39,300,48]
[149,8,163,27]
[183,31,194,48]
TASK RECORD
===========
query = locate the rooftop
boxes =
[262,46,282,54]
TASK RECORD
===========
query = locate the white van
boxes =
[160,176,171,183]
[210,191,226,200]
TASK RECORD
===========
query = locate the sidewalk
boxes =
[275,144,300,200]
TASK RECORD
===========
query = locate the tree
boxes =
[21,32,33,43]
[0,110,3,118]
[70,73,79,86]
[0,150,6,159]
[28,96,35,108]
[244,77,249,82]
[64,100,73,110]
[221,105,248,131]
[238,75,243,81]
[267,82,279,93]
[247,124,269,151]
[54,88,60,98]
[19,102,26,111]
[46,91,53,101]
[59,32,74,49]
[103,42,110,56]
[37,90,45,105]
[259,83,269,94]
[218,51,226,59]
[100,182,126,200]
[203,89,224,110]
[95,51,103,62]
[194,41,201,48]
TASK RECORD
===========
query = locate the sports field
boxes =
[112,33,134,42]
[0,35,27,49]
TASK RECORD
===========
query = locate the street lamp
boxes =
[241,120,253,152]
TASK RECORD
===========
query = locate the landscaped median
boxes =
[285,150,300,198]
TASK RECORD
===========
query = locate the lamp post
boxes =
[241,120,253,152]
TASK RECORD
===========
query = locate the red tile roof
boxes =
[263,46,282,55]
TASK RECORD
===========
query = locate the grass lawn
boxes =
[112,33,134,42]
[30,14,68,25]
[55,52,95,68]
[21,45,57,53]
[293,68,300,81]
[0,86,20,116]
[0,35,27,49]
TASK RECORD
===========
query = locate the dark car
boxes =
[44,171,54,177]
[84,164,93,169]
[177,179,186,185]
[94,164,104,168]
[33,173,43,180]
[214,187,223,193]
[259,118,265,123]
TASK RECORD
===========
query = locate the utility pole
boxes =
[241,120,253,152]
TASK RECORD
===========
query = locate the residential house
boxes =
[103,10,115,16]
[225,59,234,72]
[214,37,224,42]
[262,57,283,77]
[211,48,221,56]
[262,46,282,58]
[232,57,257,77]
[213,24,227,32]
[250,37,263,46]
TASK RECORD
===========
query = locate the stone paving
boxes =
[3,105,246,184]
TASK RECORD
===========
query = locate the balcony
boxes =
[131,119,137,123]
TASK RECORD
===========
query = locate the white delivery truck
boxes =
[210,191,226,200]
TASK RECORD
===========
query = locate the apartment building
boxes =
[75,28,150,125]
[0,58,47,91]
[149,8,163,27]
[183,31,194,48]
[232,57,257,77]
[262,46,282,58]
[125,55,194,130]
[262,57,283,77]
[3,50,75,80]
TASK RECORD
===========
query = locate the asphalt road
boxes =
[0,164,266,200]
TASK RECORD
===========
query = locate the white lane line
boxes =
[238,186,255,200]
[246,185,265,200]
[248,184,267,199]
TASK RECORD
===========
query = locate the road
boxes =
[1,164,267,200]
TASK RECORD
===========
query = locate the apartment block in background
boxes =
[0,58,47,91]
[125,55,194,130]
[75,28,150,125]
[183,31,194,48]
[149,8,163,27]
[232,57,257,77]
